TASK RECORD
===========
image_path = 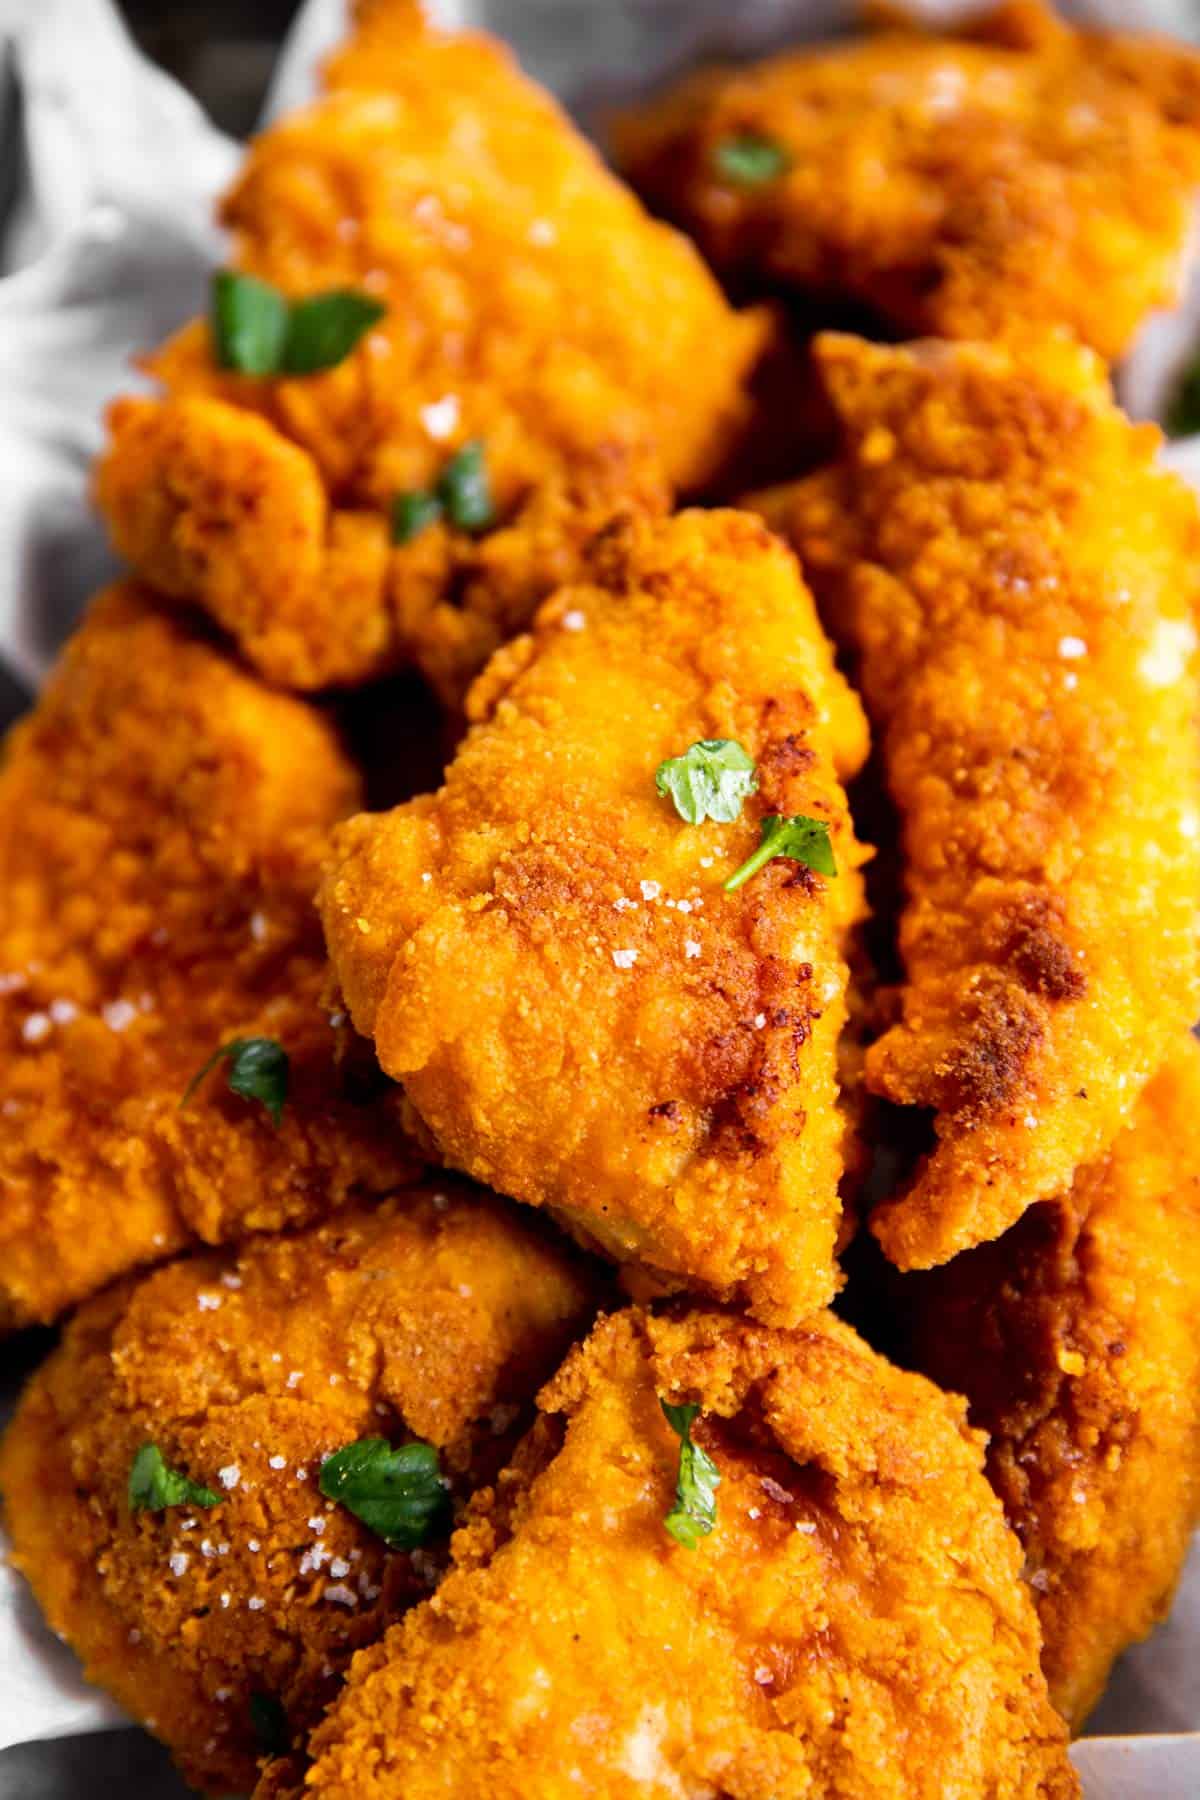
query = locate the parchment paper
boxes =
[1,0,1199,1790]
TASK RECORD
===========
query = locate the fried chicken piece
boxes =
[94,2,770,707]
[901,1037,1200,1730]
[616,1,1200,362]
[319,509,870,1326]
[0,584,416,1329]
[748,334,1200,1269]
[0,1182,601,1796]
[260,1304,1076,1799]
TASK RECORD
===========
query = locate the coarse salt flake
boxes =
[197,1293,221,1312]
[21,1014,50,1043]
[247,1597,266,1611]
[420,395,459,440]
[218,1465,239,1490]
[168,1553,189,1578]
[612,949,638,970]
[639,880,660,901]
[102,999,137,1031]
[324,1583,358,1608]
[561,609,587,632]
[268,1455,287,1471]
[685,940,701,959]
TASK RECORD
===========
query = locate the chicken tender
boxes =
[262,1305,1076,1799]
[616,1,1200,361]
[749,334,1200,1269]
[902,1037,1200,1730]
[0,1183,601,1796]
[319,509,870,1327]
[94,1,770,705]
[0,584,415,1328]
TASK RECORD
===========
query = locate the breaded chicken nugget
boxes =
[615,1,1200,361]
[319,510,870,1326]
[94,1,770,705]
[0,1183,601,1796]
[749,334,1200,1270]
[902,1037,1200,1731]
[261,1305,1076,1799]
[0,584,415,1329]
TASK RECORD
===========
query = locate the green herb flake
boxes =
[211,271,290,377]
[181,1036,289,1126]
[209,272,384,378]
[249,1693,290,1759]
[1167,352,1200,438]
[661,1399,720,1549]
[437,440,495,533]
[318,1437,450,1548]
[713,133,790,186]
[391,489,443,544]
[128,1443,221,1514]
[723,813,836,892]
[280,289,387,376]
[655,738,757,825]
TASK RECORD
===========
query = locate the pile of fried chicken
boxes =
[4,2,1200,1793]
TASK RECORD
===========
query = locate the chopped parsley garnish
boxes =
[249,1693,290,1759]
[391,489,444,544]
[181,1036,289,1126]
[211,272,385,377]
[661,1399,720,1549]
[128,1443,221,1514]
[656,738,757,825]
[389,440,496,543]
[713,133,790,186]
[318,1437,450,1548]
[1167,351,1200,438]
[438,441,495,532]
[723,813,836,892]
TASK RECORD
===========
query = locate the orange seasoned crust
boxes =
[0,1184,601,1796]
[0,584,416,1328]
[749,334,1200,1269]
[269,1305,1076,1799]
[903,1036,1200,1731]
[615,1,1200,360]
[319,509,870,1326]
[95,3,768,703]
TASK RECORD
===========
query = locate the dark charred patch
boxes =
[929,983,1044,1123]
[992,893,1085,1003]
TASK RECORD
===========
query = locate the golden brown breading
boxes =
[748,334,1200,1270]
[615,1,1200,362]
[94,1,770,705]
[0,584,415,1329]
[901,1037,1200,1731]
[319,509,870,1327]
[0,1183,601,1796]
[262,1305,1076,1799]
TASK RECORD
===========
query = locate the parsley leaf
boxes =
[661,1399,720,1549]
[249,1693,290,1759]
[210,272,384,377]
[391,490,443,543]
[437,441,495,532]
[318,1438,450,1548]
[211,272,289,377]
[280,290,386,375]
[723,813,836,892]
[181,1037,289,1126]
[128,1443,221,1513]
[713,133,790,186]
[656,739,757,825]
[1168,351,1200,438]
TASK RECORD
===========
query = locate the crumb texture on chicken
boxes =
[0,583,415,1328]
[749,333,1200,1269]
[0,1185,601,1795]
[94,0,769,703]
[266,1304,1076,1799]
[616,0,1200,360]
[320,509,869,1326]
[903,1036,1200,1731]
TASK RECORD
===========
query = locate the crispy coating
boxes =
[0,584,416,1328]
[749,334,1200,1269]
[902,1037,1200,1731]
[0,1183,601,1796]
[264,1305,1076,1799]
[319,510,870,1326]
[615,1,1200,361]
[94,1,770,704]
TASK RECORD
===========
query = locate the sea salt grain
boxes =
[220,1273,242,1290]
[685,940,701,960]
[48,999,77,1024]
[21,1014,50,1043]
[612,949,638,970]
[197,1293,221,1312]
[168,1553,189,1578]
[420,395,459,440]
[218,1465,240,1490]
[1058,635,1087,659]
[268,1455,287,1471]
[561,610,587,632]
[286,1370,303,1388]
[101,998,137,1031]
[639,880,661,901]
[324,1584,358,1608]
[247,1597,266,1612]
